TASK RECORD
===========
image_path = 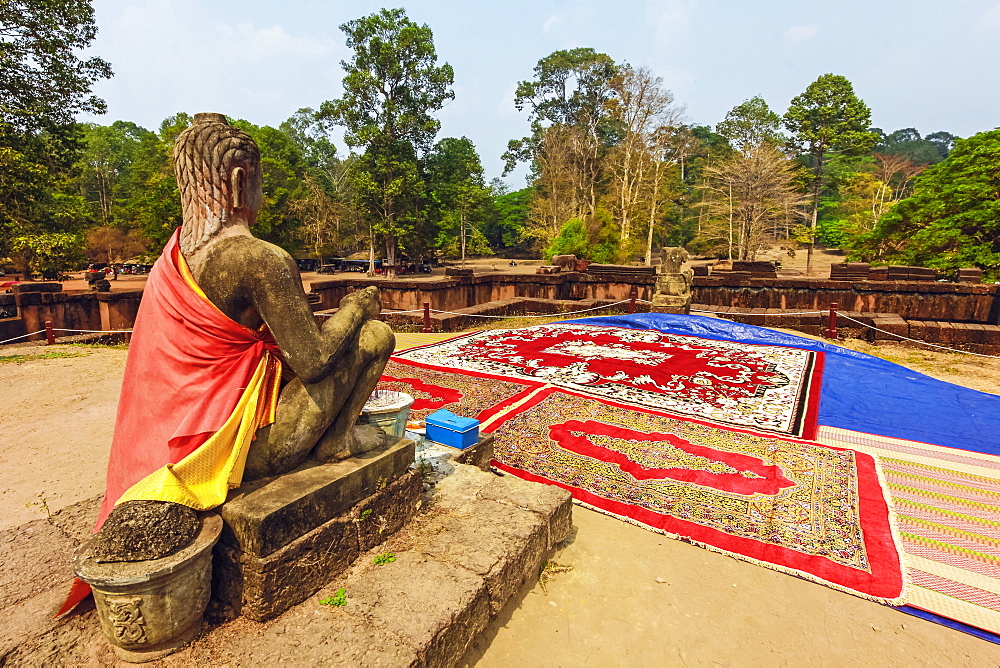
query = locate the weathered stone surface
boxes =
[214,461,422,622]
[353,469,422,552]
[223,515,359,622]
[434,465,574,548]
[220,437,414,557]
[74,514,222,661]
[345,551,491,668]
[417,499,548,613]
[452,432,495,471]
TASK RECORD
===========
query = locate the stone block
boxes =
[435,465,573,548]
[344,551,491,668]
[215,515,359,622]
[417,499,548,614]
[220,437,414,557]
[353,470,423,552]
[11,282,62,294]
[452,433,495,471]
[870,314,907,342]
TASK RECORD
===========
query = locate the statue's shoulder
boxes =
[214,235,295,267]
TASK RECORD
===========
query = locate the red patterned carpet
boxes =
[386,324,906,604]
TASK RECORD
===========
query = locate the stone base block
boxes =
[651,304,691,315]
[216,464,572,666]
[219,437,415,558]
[212,436,422,623]
[451,433,495,471]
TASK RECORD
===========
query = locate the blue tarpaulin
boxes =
[562,313,1000,456]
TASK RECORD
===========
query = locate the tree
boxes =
[0,0,111,270]
[0,0,112,132]
[716,96,784,153]
[784,74,877,272]
[11,232,84,278]
[85,226,148,264]
[924,131,959,160]
[504,48,618,244]
[604,65,682,262]
[318,8,454,276]
[694,143,806,261]
[425,137,492,266]
[858,129,1000,278]
[875,127,942,165]
[484,183,533,254]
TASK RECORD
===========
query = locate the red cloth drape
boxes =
[57,229,279,618]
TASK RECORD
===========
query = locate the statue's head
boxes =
[659,247,689,274]
[173,113,262,254]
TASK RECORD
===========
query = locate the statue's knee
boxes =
[361,319,395,358]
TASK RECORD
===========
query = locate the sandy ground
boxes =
[2,336,999,665]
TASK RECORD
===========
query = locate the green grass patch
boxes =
[0,351,90,363]
[319,588,347,607]
[373,552,396,565]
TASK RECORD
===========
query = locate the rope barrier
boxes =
[50,328,134,334]
[835,314,1000,359]
[690,308,825,316]
[424,299,635,319]
[0,330,45,346]
[317,299,636,319]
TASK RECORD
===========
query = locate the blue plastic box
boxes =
[425,409,480,449]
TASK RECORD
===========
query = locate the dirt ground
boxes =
[2,335,999,666]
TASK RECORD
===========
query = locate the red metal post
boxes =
[629,289,637,314]
[824,302,839,339]
[44,320,55,345]
[422,302,432,333]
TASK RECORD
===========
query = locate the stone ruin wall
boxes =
[4,273,999,352]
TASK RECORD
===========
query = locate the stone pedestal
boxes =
[651,273,692,314]
[211,437,419,622]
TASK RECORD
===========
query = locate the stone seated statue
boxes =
[651,246,694,314]
[90,113,395,561]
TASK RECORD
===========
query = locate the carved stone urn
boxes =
[73,513,222,663]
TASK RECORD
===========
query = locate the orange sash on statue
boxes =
[57,228,281,616]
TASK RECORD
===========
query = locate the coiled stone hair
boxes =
[173,113,260,254]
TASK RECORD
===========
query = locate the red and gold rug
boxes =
[394,323,823,438]
[481,387,906,603]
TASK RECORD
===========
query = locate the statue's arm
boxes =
[247,244,371,384]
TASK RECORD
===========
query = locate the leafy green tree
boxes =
[924,131,959,160]
[425,137,493,265]
[503,48,617,227]
[318,8,454,275]
[873,127,941,165]
[545,217,588,259]
[0,0,112,131]
[715,96,784,153]
[10,231,84,278]
[0,0,111,269]
[857,129,1000,278]
[784,74,878,271]
[484,184,533,254]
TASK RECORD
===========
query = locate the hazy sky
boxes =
[82,0,1000,184]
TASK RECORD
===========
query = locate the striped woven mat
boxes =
[818,426,1000,637]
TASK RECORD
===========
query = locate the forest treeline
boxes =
[3,3,998,279]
